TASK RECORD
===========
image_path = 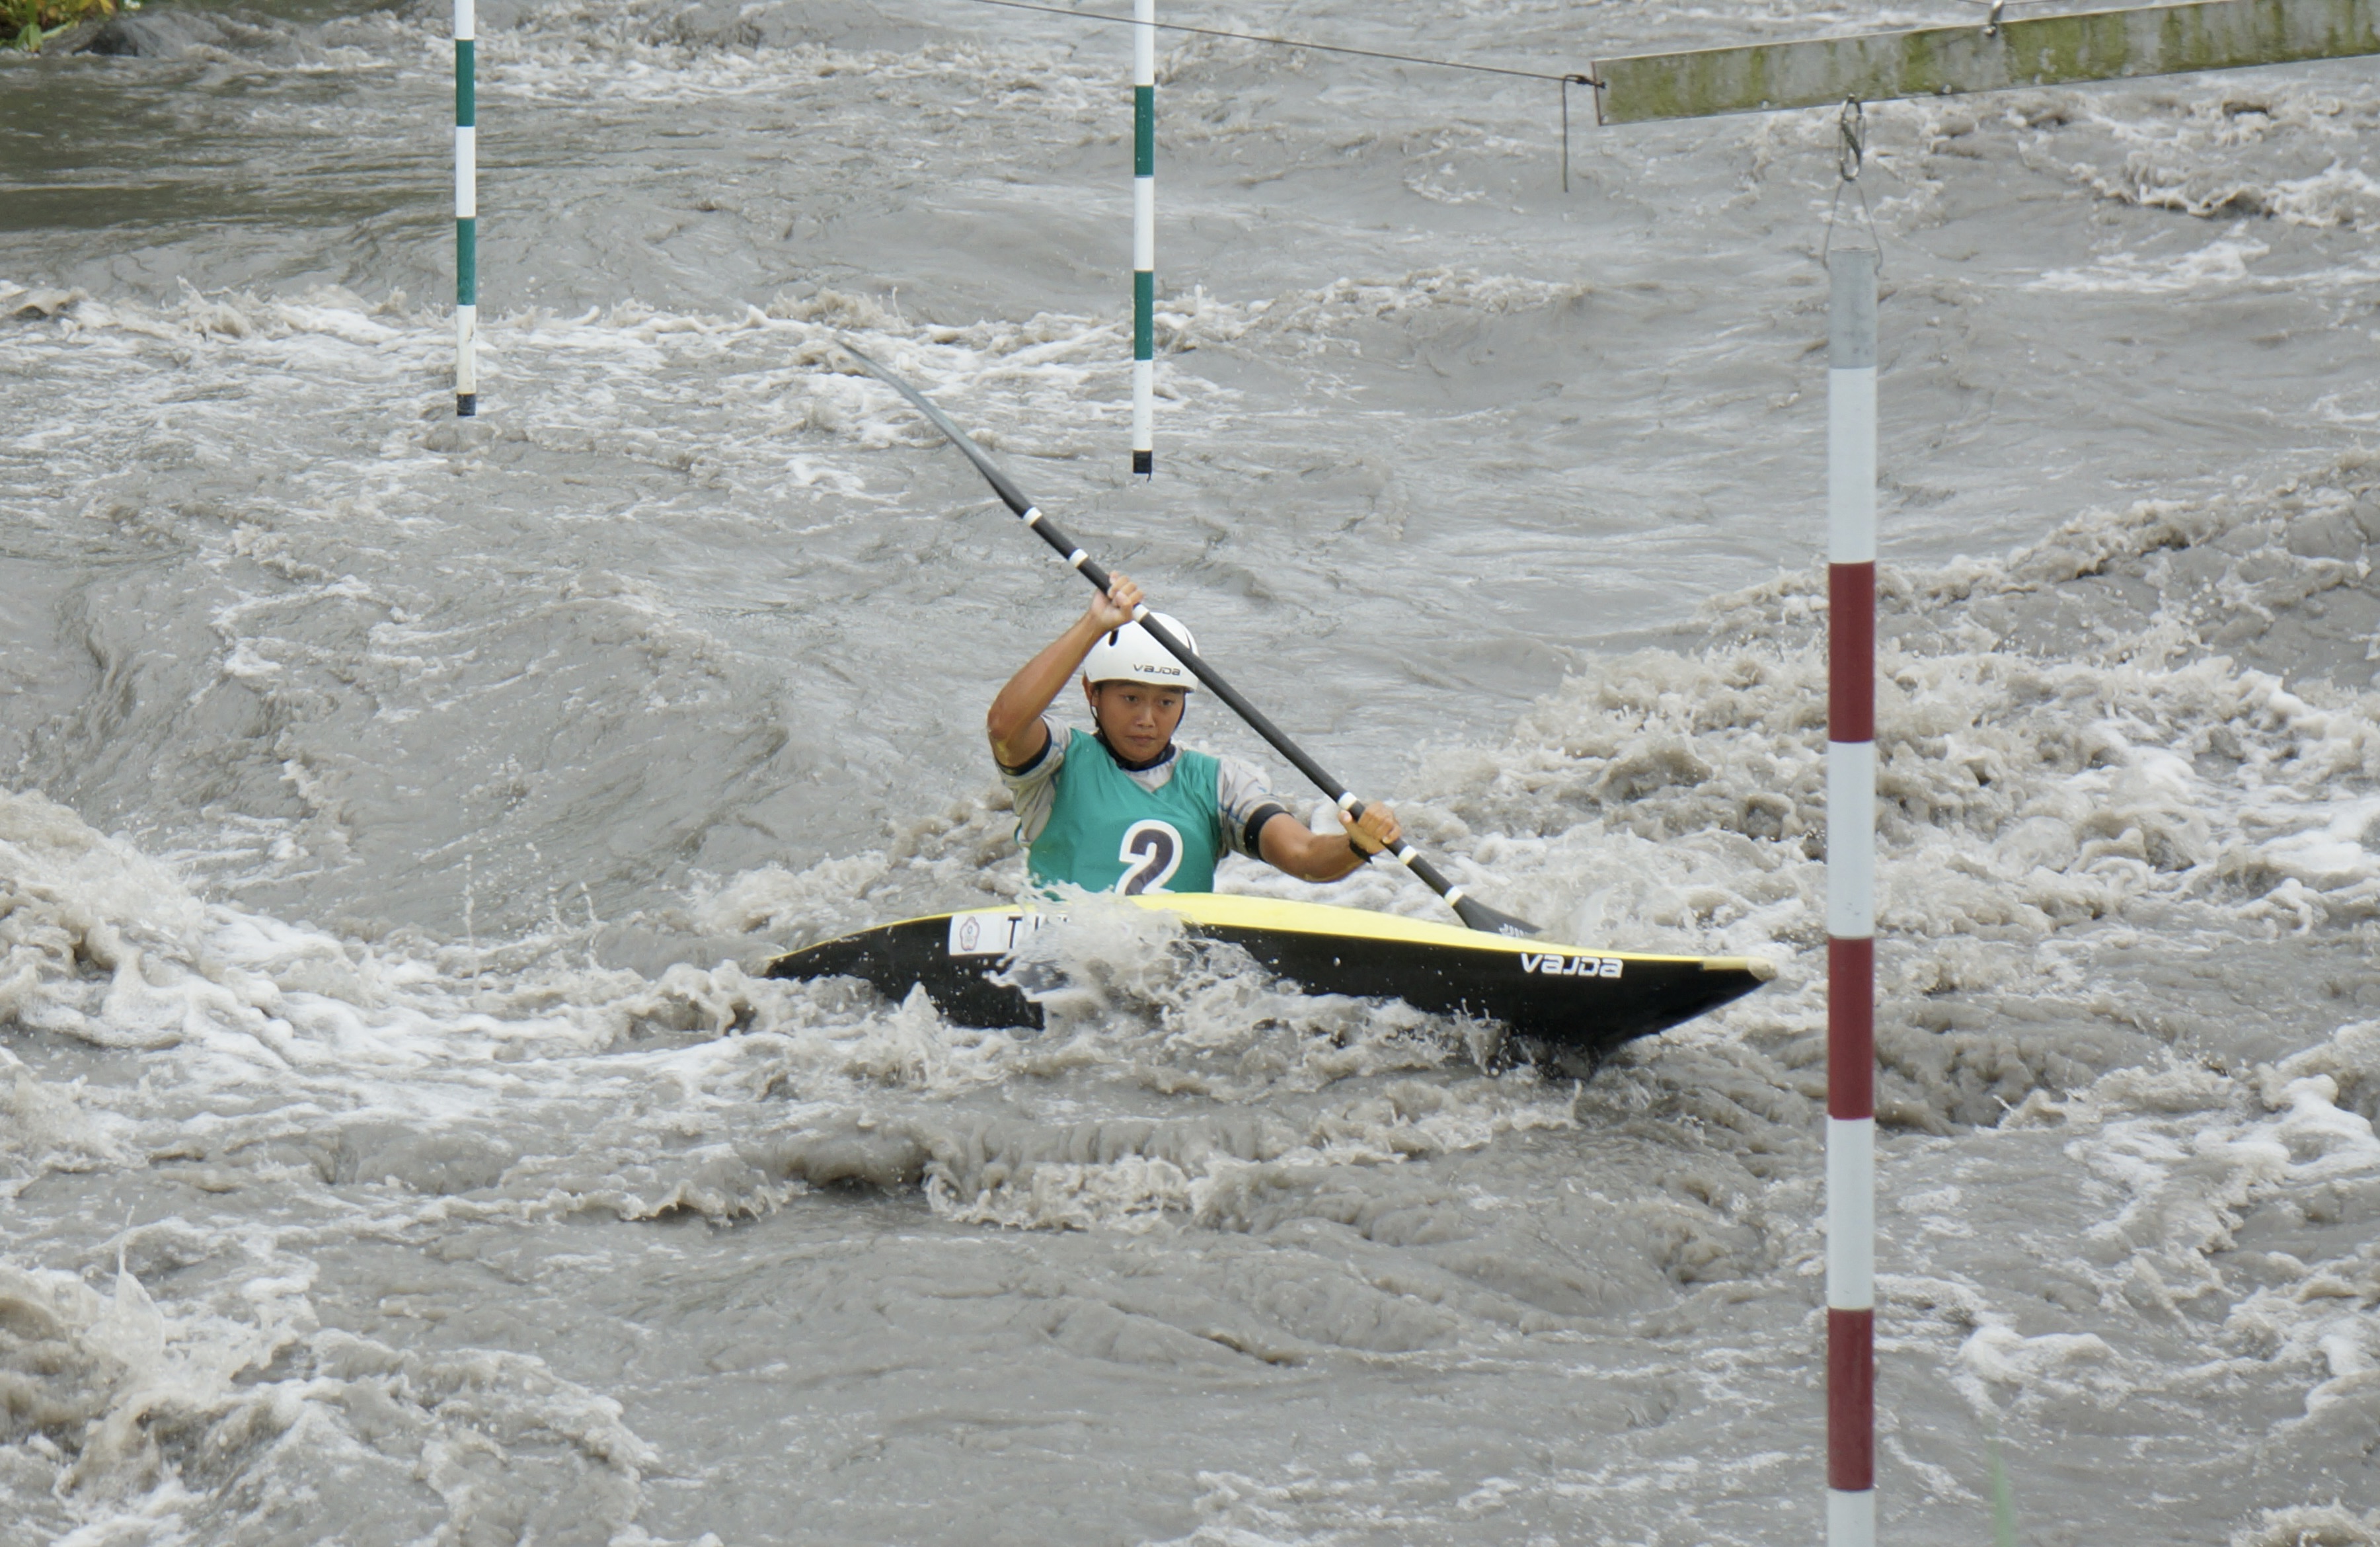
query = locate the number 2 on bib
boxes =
[1116,820,1183,894]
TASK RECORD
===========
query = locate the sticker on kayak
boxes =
[947,910,1058,958]
[1518,951,1623,979]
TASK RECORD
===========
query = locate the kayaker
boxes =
[987,573,1402,895]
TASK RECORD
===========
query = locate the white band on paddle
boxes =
[1393,844,1418,864]
[1442,885,1467,904]
[1066,549,1088,569]
[1020,506,1044,526]
[1130,604,1149,621]
[1336,793,1358,812]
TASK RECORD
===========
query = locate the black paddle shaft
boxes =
[837,342,1540,938]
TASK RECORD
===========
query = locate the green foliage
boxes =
[7,0,120,51]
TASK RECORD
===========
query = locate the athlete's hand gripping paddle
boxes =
[835,340,1542,939]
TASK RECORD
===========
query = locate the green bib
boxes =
[1026,729,1223,895]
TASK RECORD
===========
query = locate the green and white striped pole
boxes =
[1130,0,1153,476]
[455,0,477,416]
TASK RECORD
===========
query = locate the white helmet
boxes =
[1082,613,1198,689]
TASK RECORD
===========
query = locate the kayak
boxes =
[765,892,1774,1062]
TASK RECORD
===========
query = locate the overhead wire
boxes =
[948,0,1591,83]
[937,0,1600,188]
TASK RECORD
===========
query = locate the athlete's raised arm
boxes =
[987,573,1144,769]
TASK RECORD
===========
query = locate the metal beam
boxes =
[1592,0,2380,124]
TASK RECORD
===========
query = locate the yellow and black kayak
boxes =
[767,893,1773,1058]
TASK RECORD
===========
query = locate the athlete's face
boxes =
[1086,680,1186,762]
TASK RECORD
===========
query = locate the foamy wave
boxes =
[1859,1017,2380,1522]
[2033,81,2380,230]
[2032,229,2272,294]
[0,1248,664,1542]
[2233,1504,2380,1547]
[1152,268,1592,355]
[920,1071,1573,1231]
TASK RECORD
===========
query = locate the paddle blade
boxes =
[1453,896,1542,937]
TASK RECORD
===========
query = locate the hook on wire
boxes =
[1835,96,1865,184]
[1822,96,1884,271]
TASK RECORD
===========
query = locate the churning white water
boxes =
[3,0,2379,1541]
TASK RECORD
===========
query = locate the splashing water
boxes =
[8,0,2380,1540]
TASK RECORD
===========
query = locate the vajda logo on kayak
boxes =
[1518,953,1623,979]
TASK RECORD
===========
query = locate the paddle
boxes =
[835,340,1543,939]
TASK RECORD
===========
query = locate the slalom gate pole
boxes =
[833,340,1541,939]
[455,0,477,417]
[1825,245,1878,1547]
[1131,0,1155,475]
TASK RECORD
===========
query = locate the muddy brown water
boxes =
[3,1,2378,1541]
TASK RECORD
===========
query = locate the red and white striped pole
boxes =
[1825,245,1877,1547]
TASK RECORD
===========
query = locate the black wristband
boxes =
[1346,834,1373,860]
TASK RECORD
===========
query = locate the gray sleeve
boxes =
[1215,754,1292,860]
[999,718,1068,844]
